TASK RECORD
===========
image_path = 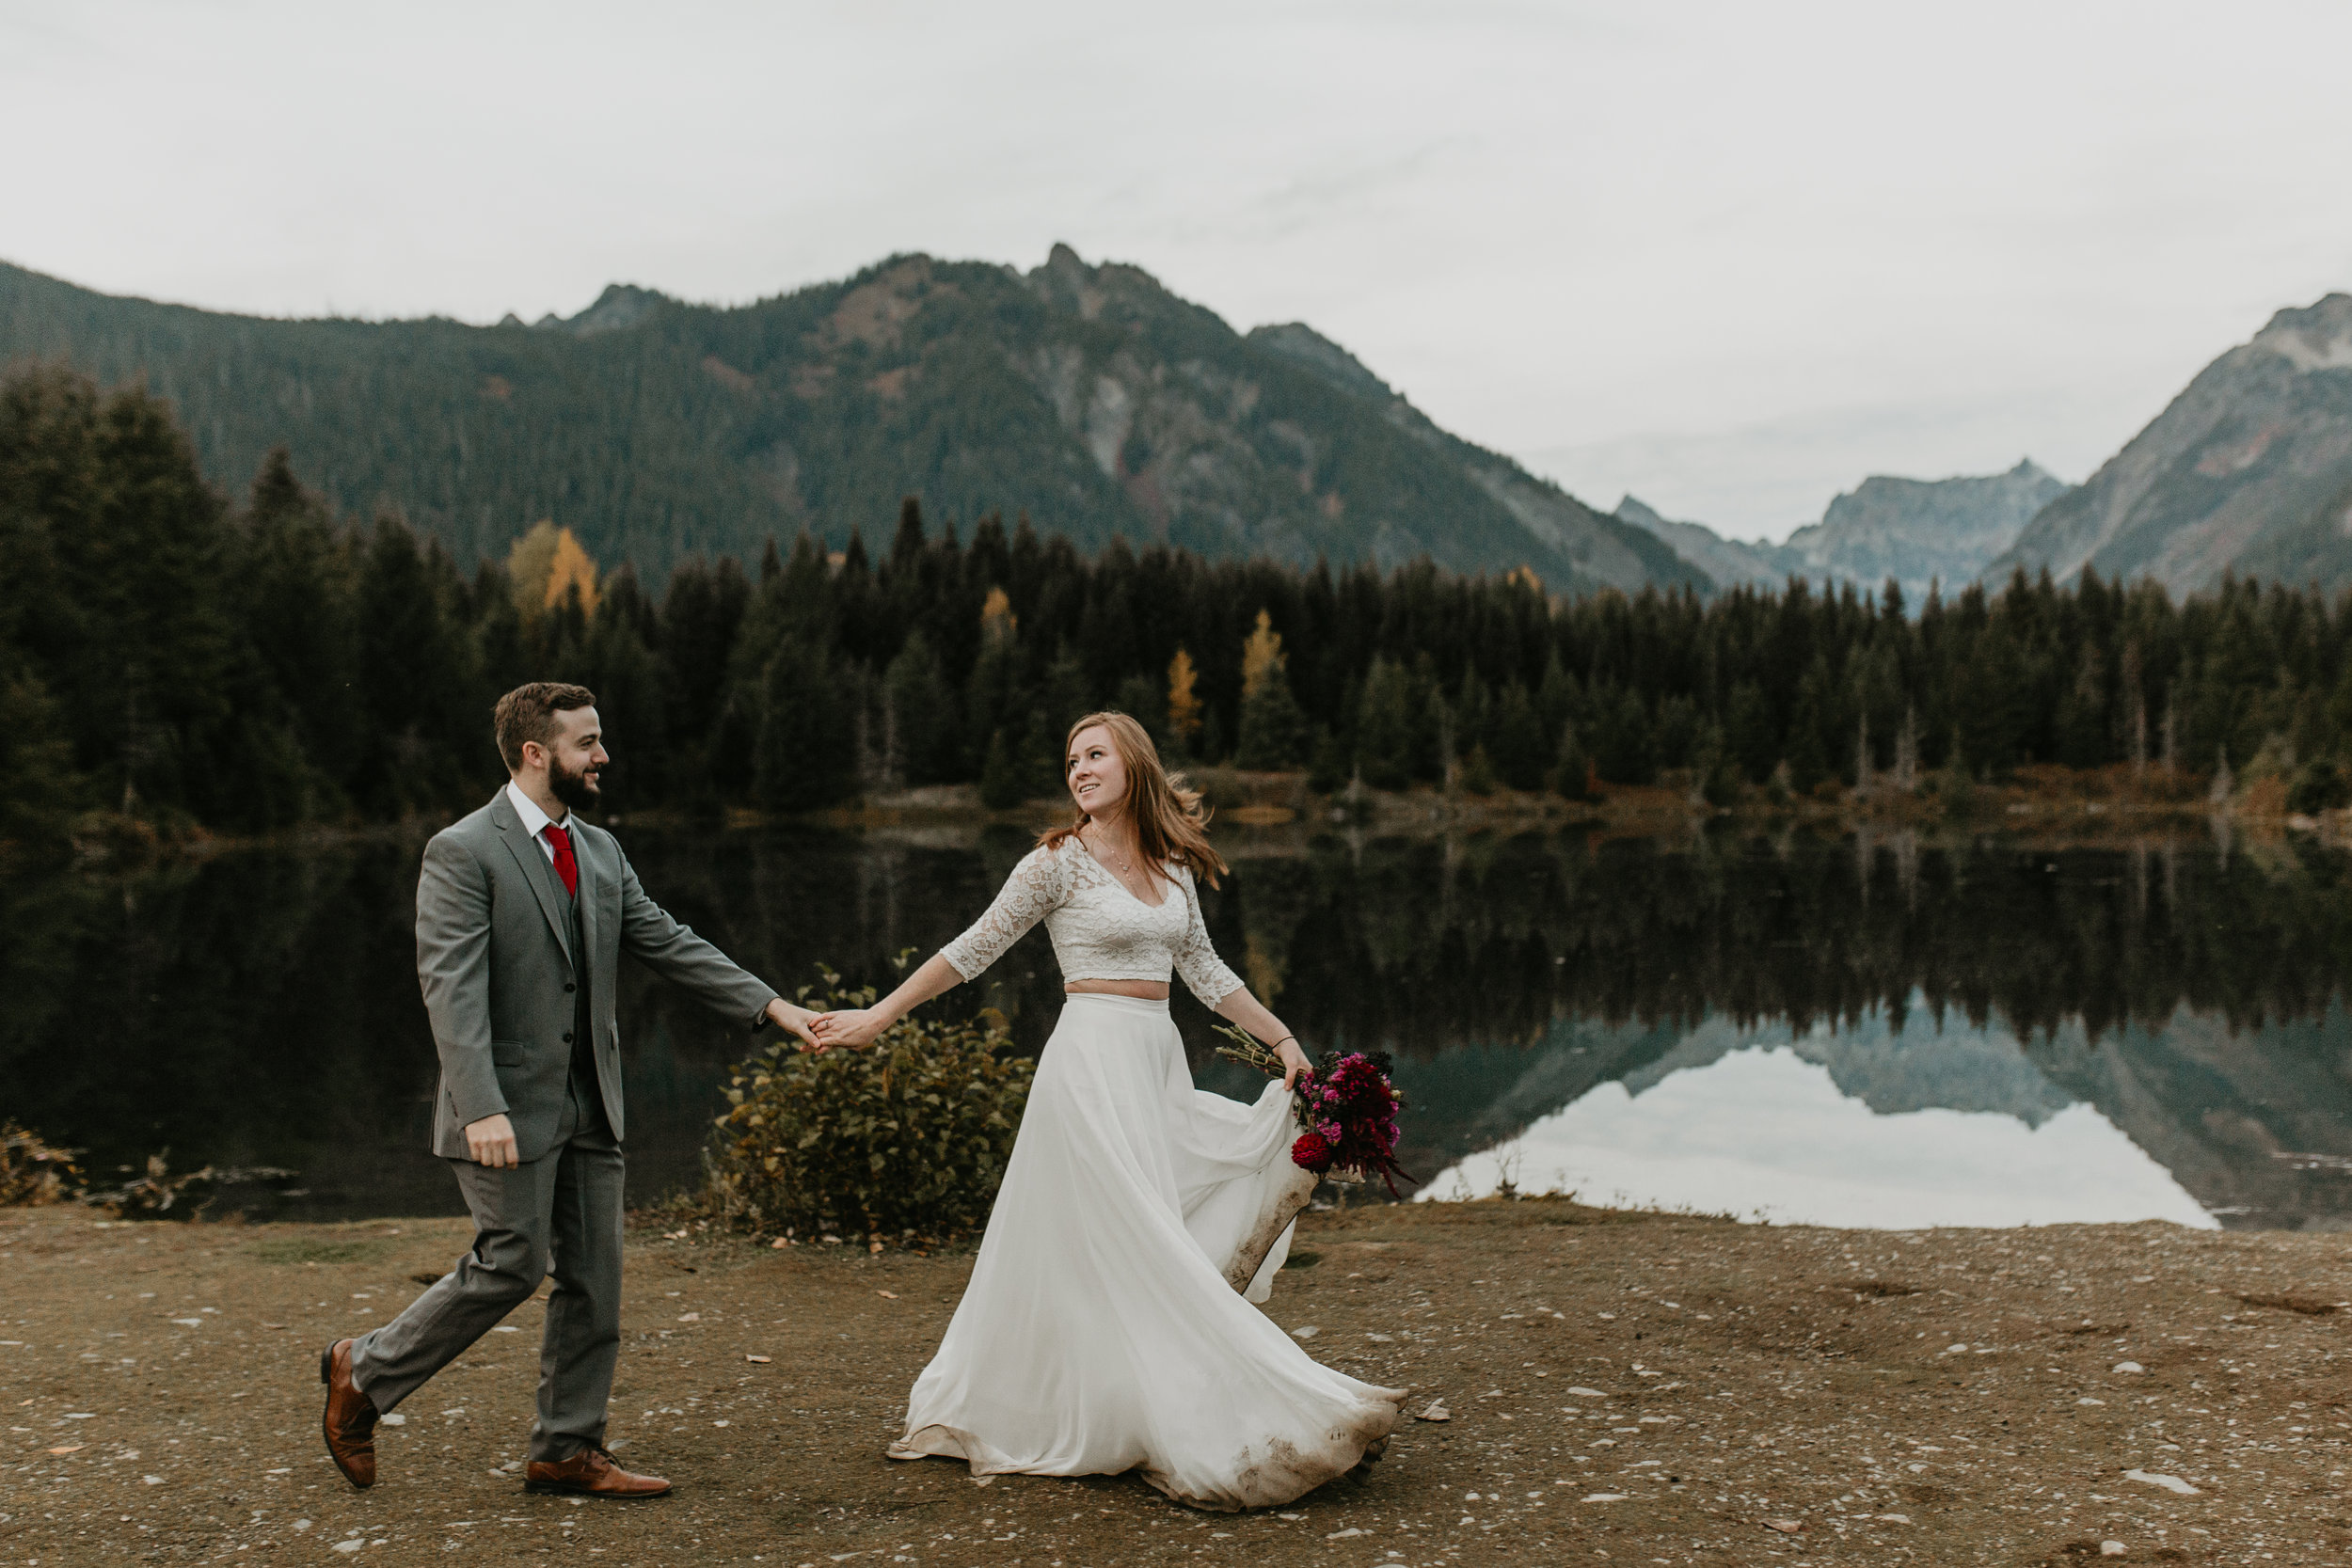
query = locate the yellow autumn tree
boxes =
[1166,648,1203,747]
[506,520,600,624]
[979,585,1016,643]
[1239,609,1286,697]
[543,529,600,619]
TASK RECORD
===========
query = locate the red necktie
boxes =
[543,823,579,898]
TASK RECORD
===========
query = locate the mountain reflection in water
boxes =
[1420,1017,2217,1228]
[8,822,2352,1230]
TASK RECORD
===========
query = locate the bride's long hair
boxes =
[1041,711,1229,889]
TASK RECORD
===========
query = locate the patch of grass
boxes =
[1281,1250,1322,1270]
[248,1237,384,1266]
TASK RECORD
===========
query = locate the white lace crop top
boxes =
[938,837,1246,1006]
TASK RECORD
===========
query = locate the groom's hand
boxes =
[465,1113,518,1169]
[764,997,823,1052]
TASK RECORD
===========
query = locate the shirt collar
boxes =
[505,779,568,837]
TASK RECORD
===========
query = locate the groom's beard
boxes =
[549,754,601,813]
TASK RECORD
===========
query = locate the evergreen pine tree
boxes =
[1550,722,1594,800]
[1041,645,1091,741]
[1487,682,1546,791]
[579,570,670,811]
[44,379,241,817]
[1237,674,1310,769]
[0,663,81,855]
[1235,610,1309,769]
[1113,673,1166,748]
[883,628,960,785]
[356,513,485,813]
[654,556,747,806]
[979,726,1025,809]
[0,366,90,847]
[1306,723,1350,794]
[237,448,358,810]
[1458,743,1499,795]
[1354,657,1414,789]
[753,635,855,811]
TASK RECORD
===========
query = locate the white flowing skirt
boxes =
[887,993,1406,1511]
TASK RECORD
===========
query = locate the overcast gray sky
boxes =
[6,0,2350,541]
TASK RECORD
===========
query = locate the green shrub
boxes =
[700,968,1036,1243]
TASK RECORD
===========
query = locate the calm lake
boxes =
[9,819,2352,1232]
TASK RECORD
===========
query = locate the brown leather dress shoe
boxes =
[318,1338,378,1489]
[524,1445,672,1498]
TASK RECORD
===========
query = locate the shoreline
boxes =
[5,1196,2347,1564]
[26,762,2335,870]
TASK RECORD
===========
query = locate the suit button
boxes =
[563,1031,575,1043]
[564,982,577,993]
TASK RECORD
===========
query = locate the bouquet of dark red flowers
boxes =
[1215,1025,1412,1195]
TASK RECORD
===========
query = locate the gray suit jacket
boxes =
[415,789,779,1162]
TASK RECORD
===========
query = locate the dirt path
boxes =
[4,1197,2347,1565]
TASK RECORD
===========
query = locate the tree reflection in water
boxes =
[7,823,2350,1227]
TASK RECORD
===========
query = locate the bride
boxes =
[808,711,1405,1511]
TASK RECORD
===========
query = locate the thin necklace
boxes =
[1088,824,1141,876]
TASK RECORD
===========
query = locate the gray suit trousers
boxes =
[348,1073,625,1462]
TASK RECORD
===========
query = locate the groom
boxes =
[320,681,819,1497]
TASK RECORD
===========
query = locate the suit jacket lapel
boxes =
[490,789,577,970]
[574,826,604,990]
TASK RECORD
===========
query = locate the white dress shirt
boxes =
[505,779,570,863]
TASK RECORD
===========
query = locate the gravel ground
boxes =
[4,1196,2349,1565]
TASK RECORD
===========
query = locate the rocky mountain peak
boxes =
[1245,323,1393,403]
[1991,290,2352,594]
[2249,292,2352,372]
[534,282,670,337]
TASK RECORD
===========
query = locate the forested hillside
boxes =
[9,362,2352,860]
[0,245,1696,595]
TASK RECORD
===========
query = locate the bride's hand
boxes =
[809,1007,890,1051]
[1276,1038,1311,1091]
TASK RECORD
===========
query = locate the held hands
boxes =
[764,997,824,1051]
[805,1007,891,1052]
[1276,1037,1311,1092]
[464,1113,519,1169]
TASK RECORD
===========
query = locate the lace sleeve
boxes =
[1170,864,1246,1007]
[940,846,1070,981]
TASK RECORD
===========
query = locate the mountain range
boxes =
[7,246,2350,599]
[1617,458,2072,604]
[0,246,1696,595]
[1620,293,2352,601]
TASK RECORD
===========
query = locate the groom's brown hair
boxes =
[494,682,597,771]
